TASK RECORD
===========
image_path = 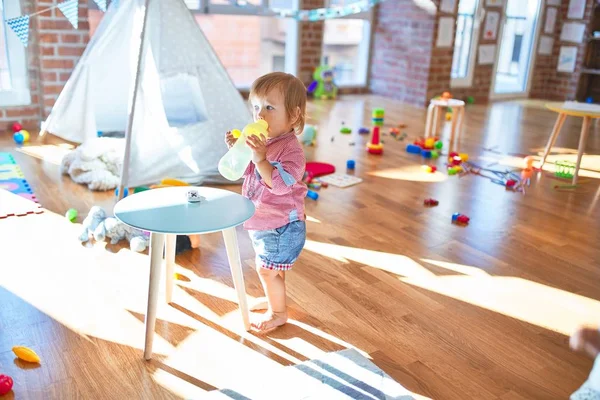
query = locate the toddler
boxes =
[225,72,308,333]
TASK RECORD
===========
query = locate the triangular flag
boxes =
[6,16,30,47]
[93,0,107,12]
[58,0,79,29]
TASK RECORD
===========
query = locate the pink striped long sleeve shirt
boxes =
[242,131,308,230]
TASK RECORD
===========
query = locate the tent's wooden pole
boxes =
[118,0,152,201]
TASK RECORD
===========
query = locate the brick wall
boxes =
[298,0,325,86]
[0,0,41,129]
[0,0,90,131]
[369,0,436,107]
[37,0,90,117]
[530,0,595,101]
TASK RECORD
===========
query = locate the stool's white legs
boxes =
[540,113,567,168]
[424,103,435,137]
[144,232,165,360]
[165,234,176,304]
[574,116,592,185]
[222,227,251,331]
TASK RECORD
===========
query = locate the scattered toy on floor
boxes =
[423,198,439,206]
[65,208,78,223]
[12,346,41,363]
[372,108,384,127]
[347,160,356,170]
[367,126,383,155]
[79,206,149,252]
[306,190,319,200]
[421,165,437,173]
[358,127,370,134]
[0,374,13,396]
[452,213,470,225]
[299,124,317,146]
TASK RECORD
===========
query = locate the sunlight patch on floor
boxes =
[305,240,600,336]
[16,144,74,165]
[368,166,448,183]
[478,154,600,179]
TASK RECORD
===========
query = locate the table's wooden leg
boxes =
[165,234,176,304]
[424,103,434,138]
[222,227,250,331]
[432,106,441,138]
[540,113,567,168]
[144,232,165,360]
[449,106,461,152]
[574,116,592,185]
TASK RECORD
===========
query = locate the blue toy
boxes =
[306,190,319,200]
[115,187,129,198]
[347,160,355,170]
[406,144,421,154]
[13,132,24,144]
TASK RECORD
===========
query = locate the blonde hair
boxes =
[250,72,307,134]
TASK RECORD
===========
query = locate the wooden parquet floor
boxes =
[0,96,599,399]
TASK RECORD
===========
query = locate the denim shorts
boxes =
[248,220,306,271]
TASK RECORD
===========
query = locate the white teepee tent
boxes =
[42,0,251,189]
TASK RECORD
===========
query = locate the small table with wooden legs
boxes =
[424,98,465,150]
[114,186,255,360]
[540,102,600,185]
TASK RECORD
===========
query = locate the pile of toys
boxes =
[406,137,443,158]
[303,171,328,200]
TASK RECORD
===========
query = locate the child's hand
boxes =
[225,131,237,149]
[247,134,267,163]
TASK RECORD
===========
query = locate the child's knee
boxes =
[258,266,279,279]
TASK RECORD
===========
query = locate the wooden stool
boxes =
[540,102,600,185]
[424,98,465,151]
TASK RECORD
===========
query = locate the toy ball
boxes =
[347,159,356,170]
[424,138,435,148]
[13,132,24,144]
[431,150,439,159]
[459,153,469,162]
[434,140,443,149]
[466,96,475,104]
[11,122,22,133]
[0,374,13,396]
[65,208,78,223]
[20,129,30,142]
[445,112,452,121]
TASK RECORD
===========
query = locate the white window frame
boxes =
[189,0,300,89]
[0,0,31,106]
[451,0,483,88]
[322,7,373,88]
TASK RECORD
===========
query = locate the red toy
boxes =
[452,213,470,225]
[11,122,22,133]
[0,374,13,396]
[424,198,439,206]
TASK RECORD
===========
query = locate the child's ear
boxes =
[291,106,301,125]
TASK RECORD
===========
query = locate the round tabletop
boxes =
[114,186,255,235]
[430,98,465,107]
[545,102,600,118]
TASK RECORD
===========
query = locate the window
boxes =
[0,0,31,106]
[321,0,372,87]
[189,0,299,89]
[451,0,480,87]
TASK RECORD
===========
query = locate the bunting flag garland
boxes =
[58,0,79,29]
[4,0,384,49]
[6,15,30,47]
[93,0,108,12]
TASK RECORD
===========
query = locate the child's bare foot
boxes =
[251,311,288,333]
[249,297,268,311]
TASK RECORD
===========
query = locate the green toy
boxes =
[65,208,78,223]
[307,65,338,100]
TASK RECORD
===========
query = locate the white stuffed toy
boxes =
[80,206,149,252]
[79,206,107,242]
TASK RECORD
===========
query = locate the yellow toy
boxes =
[149,178,189,189]
[12,346,40,363]
[218,120,269,181]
